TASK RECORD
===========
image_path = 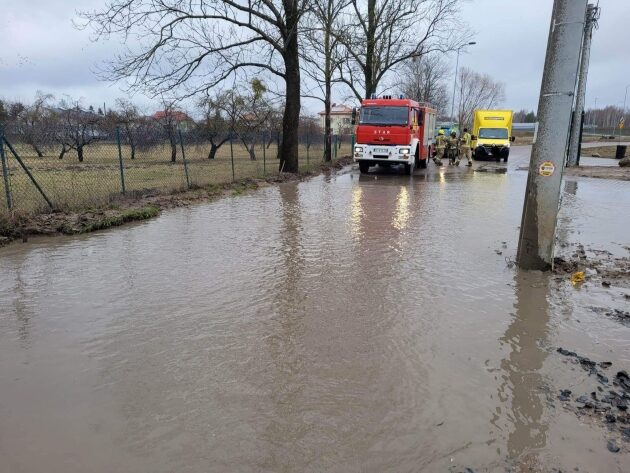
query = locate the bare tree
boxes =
[113,99,141,160]
[337,0,467,100]
[398,53,450,114]
[52,98,103,162]
[302,0,350,161]
[154,99,187,163]
[261,104,284,160]
[585,106,628,132]
[80,0,310,173]
[0,100,8,125]
[456,67,506,128]
[514,109,533,123]
[12,92,54,157]
[197,94,231,160]
[217,80,273,161]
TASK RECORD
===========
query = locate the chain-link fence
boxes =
[0,123,353,218]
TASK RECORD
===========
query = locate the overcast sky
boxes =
[0,0,627,115]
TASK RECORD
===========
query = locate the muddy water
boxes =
[1,147,628,472]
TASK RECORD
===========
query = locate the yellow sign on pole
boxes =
[539,161,555,177]
[619,117,625,129]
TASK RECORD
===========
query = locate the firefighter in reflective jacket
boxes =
[446,131,459,165]
[433,129,446,166]
[458,128,473,167]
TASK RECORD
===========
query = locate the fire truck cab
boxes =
[353,96,436,175]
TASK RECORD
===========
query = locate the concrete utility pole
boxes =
[517,0,588,271]
[567,3,600,166]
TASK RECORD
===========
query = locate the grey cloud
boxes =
[1,0,628,115]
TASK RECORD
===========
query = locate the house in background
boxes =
[152,110,195,131]
[318,104,354,135]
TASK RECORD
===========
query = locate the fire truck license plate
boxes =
[373,148,388,154]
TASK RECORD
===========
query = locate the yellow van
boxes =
[472,110,515,162]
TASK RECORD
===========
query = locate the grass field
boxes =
[511,131,624,146]
[583,145,627,158]
[0,137,353,217]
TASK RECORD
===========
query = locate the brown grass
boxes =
[583,145,626,158]
[0,139,352,217]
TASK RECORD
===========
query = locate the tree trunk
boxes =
[58,145,67,160]
[279,0,301,173]
[77,144,84,162]
[323,23,332,163]
[125,126,136,159]
[364,0,376,99]
[32,144,44,158]
[276,131,281,160]
[169,136,177,162]
[129,138,136,160]
[240,137,256,161]
[208,143,218,160]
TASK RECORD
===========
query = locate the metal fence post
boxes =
[116,127,126,195]
[263,131,267,176]
[306,129,310,168]
[0,127,14,210]
[3,138,53,209]
[178,128,191,189]
[230,133,235,182]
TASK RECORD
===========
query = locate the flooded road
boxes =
[1,146,629,472]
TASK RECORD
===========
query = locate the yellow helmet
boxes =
[438,129,445,135]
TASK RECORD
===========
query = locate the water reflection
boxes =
[350,185,364,238]
[392,186,410,231]
[262,182,309,470]
[499,272,551,468]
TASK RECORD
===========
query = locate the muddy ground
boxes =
[563,165,630,181]
[584,145,627,159]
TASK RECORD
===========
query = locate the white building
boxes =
[318,104,354,135]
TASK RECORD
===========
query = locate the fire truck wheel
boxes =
[419,158,427,169]
[404,163,412,175]
[359,161,370,174]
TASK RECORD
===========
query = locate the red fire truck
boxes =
[352,96,436,175]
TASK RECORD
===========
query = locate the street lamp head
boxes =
[468,41,477,45]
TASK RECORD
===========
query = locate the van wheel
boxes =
[359,161,370,174]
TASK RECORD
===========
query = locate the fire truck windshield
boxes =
[359,106,408,126]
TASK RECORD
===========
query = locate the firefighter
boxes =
[458,128,473,167]
[433,129,445,166]
[446,130,459,165]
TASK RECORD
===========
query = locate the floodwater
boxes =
[1,146,628,472]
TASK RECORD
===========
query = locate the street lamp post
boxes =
[450,41,476,129]
[621,85,629,142]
